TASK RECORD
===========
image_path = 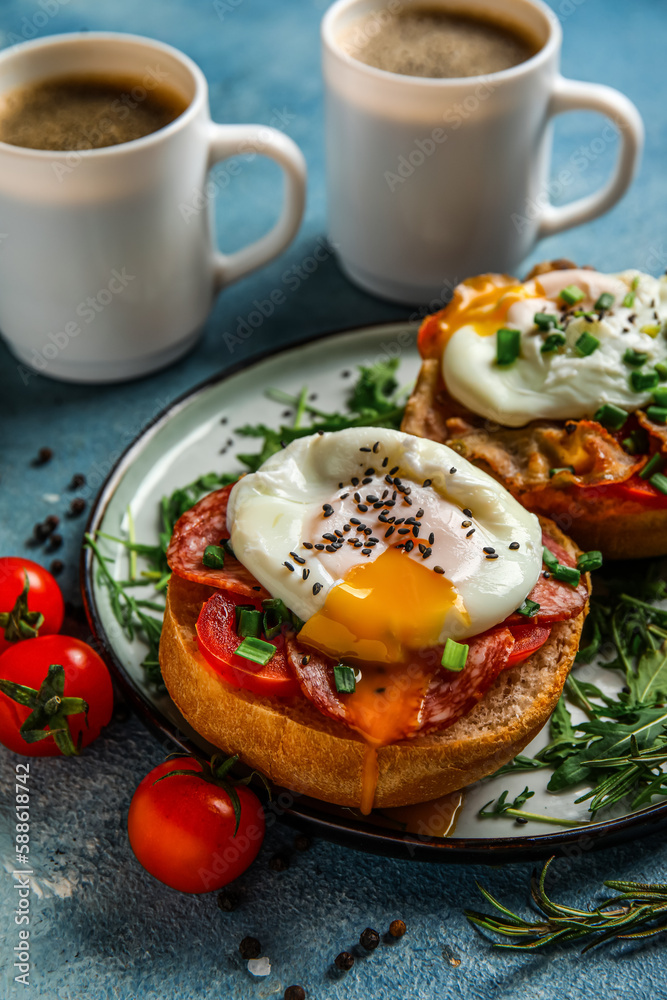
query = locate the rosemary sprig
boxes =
[466,857,667,951]
[478,787,584,828]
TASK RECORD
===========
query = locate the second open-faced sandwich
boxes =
[403,260,667,559]
[160,427,590,814]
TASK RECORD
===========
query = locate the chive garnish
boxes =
[235,636,276,666]
[576,550,603,573]
[639,453,663,480]
[631,369,660,392]
[540,332,566,354]
[575,331,600,356]
[593,403,627,431]
[202,544,225,569]
[261,597,291,639]
[653,386,667,407]
[622,290,636,308]
[559,285,585,305]
[334,663,356,694]
[236,607,262,639]
[441,638,469,672]
[549,466,575,478]
[594,292,615,311]
[517,598,540,617]
[542,546,581,587]
[496,328,521,366]
[650,473,667,495]
[656,361,667,381]
[623,348,648,368]
[647,406,667,425]
[534,312,562,330]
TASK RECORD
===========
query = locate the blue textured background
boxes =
[2,1,667,997]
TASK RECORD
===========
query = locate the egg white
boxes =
[226,427,542,642]
[443,268,667,427]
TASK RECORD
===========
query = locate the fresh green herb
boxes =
[594,292,615,311]
[534,312,562,330]
[639,453,663,479]
[559,285,585,306]
[577,550,603,573]
[517,598,540,617]
[655,361,667,381]
[478,787,582,827]
[236,607,262,639]
[651,473,667,496]
[593,402,628,431]
[202,544,225,569]
[542,546,581,587]
[647,405,667,424]
[623,348,648,367]
[466,857,667,951]
[441,638,469,671]
[540,332,566,354]
[623,290,636,308]
[641,324,662,338]
[549,465,575,478]
[653,386,667,407]
[631,370,660,392]
[496,328,521,366]
[262,597,291,639]
[575,331,600,357]
[334,663,356,693]
[236,636,276,666]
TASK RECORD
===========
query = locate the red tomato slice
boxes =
[196,590,300,698]
[505,624,551,667]
[575,473,667,508]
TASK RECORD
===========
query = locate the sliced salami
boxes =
[167,485,270,599]
[505,529,588,626]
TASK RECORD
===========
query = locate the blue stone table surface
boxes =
[2,0,667,997]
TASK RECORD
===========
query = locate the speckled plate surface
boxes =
[81,322,667,863]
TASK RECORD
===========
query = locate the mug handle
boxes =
[207,123,307,292]
[537,76,644,240]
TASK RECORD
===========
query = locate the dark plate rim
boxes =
[80,320,667,864]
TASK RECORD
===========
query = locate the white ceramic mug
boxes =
[322,0,644,305]
[0,32,307,383]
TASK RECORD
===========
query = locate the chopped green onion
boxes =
[541,332,566,354]
[572,310,596,319]
[517,598,540,617]
[622,428,649,455]
[236,607,262,639]
[496,328,521,366]
[262,597,291,639]
[549,466,575,478]
[646,406,667,425]
[202,544,225,569]
[577,550,603,573]
[593,403,628,431]
[594,292,615,311]
[235,636,276,666]
[575,331,600,356]
[542,545,580,586]
[653,386,667,407]
[639,453,663,480]
[542,546,559,573]
[631,370,660,392]
[559,285,585,306]
[622,291,636,308]
[655,361,667,381]
[290,612,306,632]
[632,275,640,290]
[441,638,469,672]
[650,473,667,496]
[334,663,356,693]
[534,312,562,330]
[623,348,648,368]
[641,324,662,338]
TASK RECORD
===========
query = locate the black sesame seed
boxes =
[364,468,375,476]
[509,541,520,550]
[373,501,384,509]
[543,571,551,579]
[351,477,359,486]
[422,547,432,559]
[364,527,372,535]
[450,467,457,475]
[412,526,419,537]
[315,543,325,550]
[342,369,351,377]
[423,479,432,487]
[463,508,472,517]
[362,478,372,485]
[343,524,351,531]
[382,457,389,468]
[338,482,344,489]
[368,537,379,543]
[334,530,343,538]
[416,508,424,519]
[434,566,445,574]
[366,495,379,503]
[290,552,306,564]
[313,582,323,595]
[398,527,410,535]
[252,586,261,591]
[340,492,349,499]
[284,561,294,571]
[385,526,395,537]
[466,528,475,537]
[390,466,399,475]
[303,542,313,550]
[358,504,369,512]
[486,553,499,560]
[354,492,361,502]
[418,543,426,553]
[322,533,336,542]
[302,568,310,580]
[301,655,310,666]
[428,532,435,545]
[385,500,395,507]
[325,545,336,553]
[405,540,414,553]
[461,520,472,528]
[483,547,495,554]
[350,518,361,525]
[323,510,334,518]
[373,442,380,453]
[395,518,405,525]
[361,547,372,555]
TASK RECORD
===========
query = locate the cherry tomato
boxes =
[505,624,552,667]
[127,757,265,893]
[196,589,300,698]
[0,635,113,756]
[0,557,65,653]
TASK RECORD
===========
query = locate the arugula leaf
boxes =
[628,643,667,706]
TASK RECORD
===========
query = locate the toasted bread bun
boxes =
[160,521,588,809]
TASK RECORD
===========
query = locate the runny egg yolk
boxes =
[298,546,467,666]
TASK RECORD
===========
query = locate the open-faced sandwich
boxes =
[403,260,667,559]
[159,427,590,813]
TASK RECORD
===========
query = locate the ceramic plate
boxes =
[82,323,667,863]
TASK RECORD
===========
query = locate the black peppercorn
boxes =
[32,447,53,466]
[284,987,306,1000]
[334,951,354,971]
[217,890,239,912]
[389,919,406,939]
[46,533,63,552]
[49,560,64,576]
[294,834,311,852]
[359,927,380,951]
[68,473,86,490]
[239,936,261,960]
[67,498,86,518]
[268,853,289,872]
